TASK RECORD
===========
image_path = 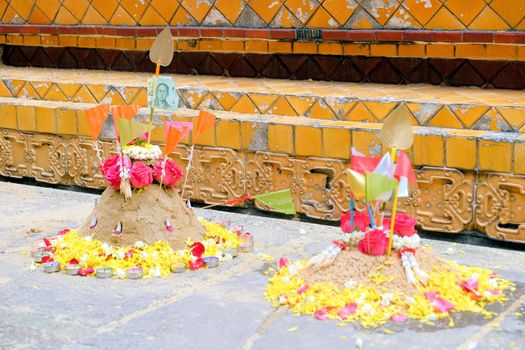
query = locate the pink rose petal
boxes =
[432,298,454,313]
[337,303,357,320]
[314,309,328,321]
[297,283,308,295]
[391,313,407,323]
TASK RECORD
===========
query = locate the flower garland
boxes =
[31,219,250,278]
[122,144,162,164]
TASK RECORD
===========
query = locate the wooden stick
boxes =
[180,144,194,201]
[387,148,399,256]
[147,62,161,144]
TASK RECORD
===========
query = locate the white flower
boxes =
[427,313,437,321]
[58,242,67,249]
[278,295,287,304]
[140,251,149,259]
[406,297,416,304]
[362,303,374,315]
[28,263,38,272]
[84,236,92,242]
[38,242,46,248]
[355,338,364,349]
[116,250,125,260]
[356,293,367,305]
[148,267,161,278]
[80,253,89,263]
[151,251,159,259]
[115,268,126,279]
[134,241,145,249]
[381,293,393,306]
[488,278,498,288]
[344,279,356,289]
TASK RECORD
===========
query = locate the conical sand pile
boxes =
[78,184,205,250]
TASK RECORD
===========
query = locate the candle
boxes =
[170,262,186,273]
[43,261,61,273]
[238,232,254,243]
[33,251,52,263]
[231,225,244,234]
[65,264,82,275]
[95,267,114,279]
[238,241,254,253]
[31,247,46,257]
[223,248,239,258]
[126,267,143,279]
[203,256,219,268]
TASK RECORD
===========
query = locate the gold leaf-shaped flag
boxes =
[149,27,174,67]
[347,169,366,200]
[379,105,414,150]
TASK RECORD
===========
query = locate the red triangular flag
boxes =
[164,126,185,155]
[350,154,381,175]
[394,151,417,186]
[84,104,110,141]
[194,110,215,140]
[111,105,141,138]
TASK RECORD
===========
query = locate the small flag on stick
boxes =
[394,150,417,186]
[365,172,397,203]
[111,105,140,139]
[85,104,110,141]
[165,121,193,139]
[253,189,296,215]
[117,118,156,147]
[194,110,216,140]
[164,125,185,155]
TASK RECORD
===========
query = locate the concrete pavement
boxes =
[0,181,523,350]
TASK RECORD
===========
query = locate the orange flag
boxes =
[111,105,141,138]
[194,110,216,140]
[164,125,185,155]
[84,104,110,141]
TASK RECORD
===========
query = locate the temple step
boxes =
[0,66,524,133]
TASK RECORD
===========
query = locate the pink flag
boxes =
[351,154,381,174]
[394,151,417,186]
[165,121,193,139]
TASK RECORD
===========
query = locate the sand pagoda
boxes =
[265,108,515,327]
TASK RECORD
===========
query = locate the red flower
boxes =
[357,229,388,256]
[278,257,290,269]
[153,158,184,187]
[68,258,79,265]
[43,238,52,247]
[332,240,347,251]
[100,155,131,190]
[190,242,205,258]
[189,258,204,270]
[383,213,417,237]
[57,228,70,235]
[129,161,153,189]
[41,256,54,263]
[340,210,370,233]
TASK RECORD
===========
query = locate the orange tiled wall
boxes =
[3,0,524,31]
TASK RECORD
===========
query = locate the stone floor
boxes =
[0,181,524,350]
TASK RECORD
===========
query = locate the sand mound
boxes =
[302,248,444,295]
[78,184,205,250]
